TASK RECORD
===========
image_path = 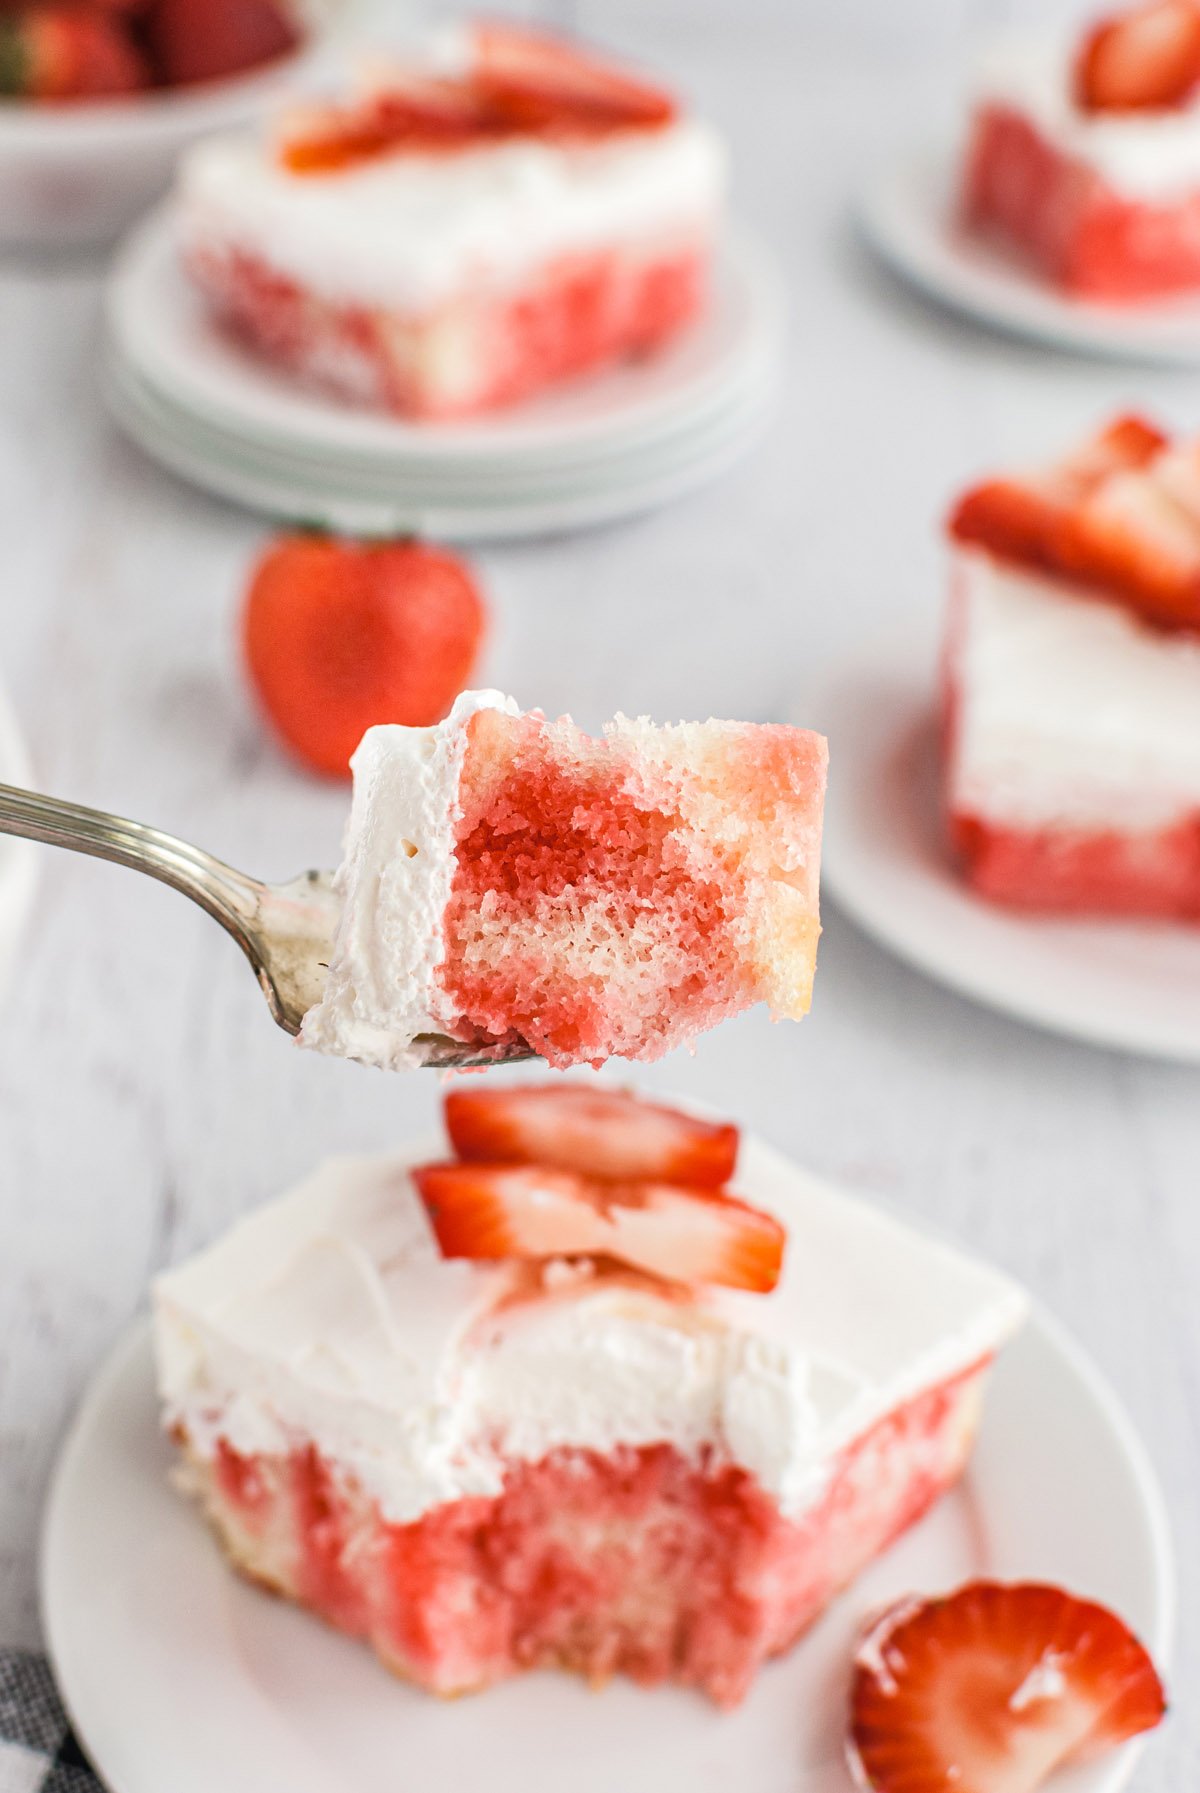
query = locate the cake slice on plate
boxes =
[178,20,726,417]
[962,0,1200,299]
[944,413,1200,916]
[154,1085,1026,1708]
[298,690,828,1070]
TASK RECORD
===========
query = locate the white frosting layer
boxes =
[153,1130,1026,1525]
[948,547,1200,831]
[974,32,1200,201]
[299,690,516,1071]
[178,112,726,311]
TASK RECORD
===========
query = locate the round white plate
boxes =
[104,204,784,472]
[858,143,1200,365]
[103,350,775,539]
[42,1309,1172,1793]
[0,675,37,999]
[818,641,1200,1061]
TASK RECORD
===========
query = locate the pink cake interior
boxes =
[183,1356,989,1709]
[962,102,1200,300]
[187,239,707,420]
[947,801,1200,917]
[433,706,827,1068]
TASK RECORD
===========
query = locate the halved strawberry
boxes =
[848,1581,1166,1793]
[949,413,1168,569]
[0,6,148,99]
[1076,0,1200,113]
[946,413,1200,626]
[1059,466,1200,629]
[473,21,676,132]
[444,1084,739,1187]
[280,80,489,173]
[411,1162,784,1292]
[1057,413,1168,489]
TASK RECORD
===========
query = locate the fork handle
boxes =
[0,781,267,943]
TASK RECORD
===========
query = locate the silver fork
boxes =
[0,783,533,1070]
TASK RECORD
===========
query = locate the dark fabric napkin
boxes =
[0,1650,102,1791]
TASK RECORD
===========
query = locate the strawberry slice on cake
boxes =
[299,691,828,1070]
[962,0,1200,299]
[445,1082,740,1184]
[177,21,725,417]
[154,1087,1027,1708]
[944,416,1200,918]
[848,1580,1166,1791]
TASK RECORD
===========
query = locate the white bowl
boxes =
[0,0,350,253]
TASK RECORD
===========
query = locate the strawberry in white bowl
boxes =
[0,0,347,250]
[153,1085,1027,1708]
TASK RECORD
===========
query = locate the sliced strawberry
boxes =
[849,1581,1166,1793]
[0,6,148,99]
[473,20,676,132]
[242,535,487,778]
[1059,466,1200,629]
[412,1162,784,1292]
[281,81,488,172]
[949,413,1168,569]
[1056,413,1168,488]
[144,0,299,88]
[444,1085,739,1187]
[948,413,1200,628]
[1076,0,1200,112]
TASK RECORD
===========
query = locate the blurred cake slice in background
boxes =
[177,19,726,417]
[299,691,828,1071]
[944,413,1200,916]
[961,0,1200,299]
[154,1087,1026,1708]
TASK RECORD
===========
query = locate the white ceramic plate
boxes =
[0,675,37,999]
[857,144,1200,365]
[103,205,784,472]
[102,349,775,540]
[42,1305,1172,1793]
[817,640,1200,1061]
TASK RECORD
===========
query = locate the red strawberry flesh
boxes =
[1076,0,1200,112]
[444,1084,739,1187]
[412,1161,784,1292]
[849,1581,1166,1793]
[949,413,1200,632]
[280,21,676,173]
[241,535,487,779]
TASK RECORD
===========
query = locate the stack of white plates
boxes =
[103,205,785,541]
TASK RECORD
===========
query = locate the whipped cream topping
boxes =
[948,547,1200,831]
[973,32,1200,201]
[153,1129,1026,1525]
[178,111,726,312]
[299,690,516,1071]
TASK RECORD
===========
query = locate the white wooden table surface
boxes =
[0,12,1195,1790]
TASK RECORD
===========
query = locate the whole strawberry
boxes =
[143,0,298,87]
[242,534,488,779]
[0,5,148,98]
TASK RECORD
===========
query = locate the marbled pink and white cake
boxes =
[178,20,726,417]
[154,1087,1026,1708]
[299,691,828,1071]
[945,414,1200,915]
[962,1,1200,299]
